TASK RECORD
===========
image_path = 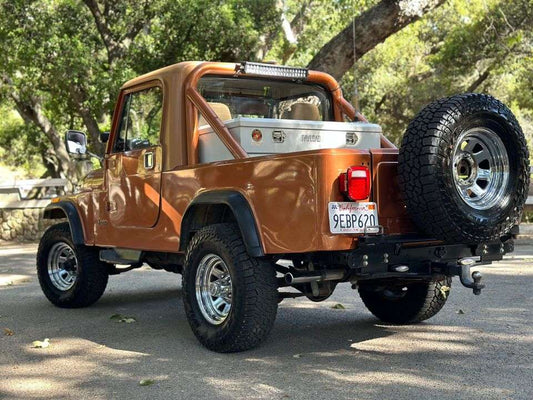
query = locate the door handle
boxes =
[144,152,154,170]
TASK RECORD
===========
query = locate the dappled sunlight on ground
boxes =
[1,338,149,399]
[0,274,32,286]
[348,325,477,354]
[0,241,531,399]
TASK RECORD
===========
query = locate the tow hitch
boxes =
[456,258,485,295]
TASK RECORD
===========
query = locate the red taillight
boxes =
[338,166,371,201]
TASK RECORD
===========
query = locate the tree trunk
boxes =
[70,86,106,154]
[9,94,73,180]
[256,0,314,62]
[307,0,446,81]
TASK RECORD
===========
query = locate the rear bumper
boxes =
[312,232,516,292]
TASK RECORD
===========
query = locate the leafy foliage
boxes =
[266,0,532,146]
[0,0,279,177]
[0,104,47,176]
[0,0,531,177]
[344,0,533,145]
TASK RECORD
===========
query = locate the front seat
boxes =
[198,102,232,127]
[282,103,321,121]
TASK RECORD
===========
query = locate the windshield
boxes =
[198,76,333,122]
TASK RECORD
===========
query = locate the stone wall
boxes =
[0,208,60,242]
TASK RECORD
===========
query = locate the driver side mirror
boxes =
[65,130,87,156]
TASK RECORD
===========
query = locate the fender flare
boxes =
[43,201,85,245]
[180,191,264,257]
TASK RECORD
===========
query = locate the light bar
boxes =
[241,62,308,80]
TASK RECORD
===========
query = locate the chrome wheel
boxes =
[195,254,232,325]
[452,127,509,210]
[47,242,78,291]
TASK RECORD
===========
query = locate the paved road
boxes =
[0,241,532,400]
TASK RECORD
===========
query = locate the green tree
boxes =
[5,0,527,182]
[0,0,281,179]
[349,0,533,144]
[0,104,48,176]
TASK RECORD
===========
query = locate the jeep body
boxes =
[39,61,520,352]
[50,62,411,255]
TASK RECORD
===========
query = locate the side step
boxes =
[100,248,142,265]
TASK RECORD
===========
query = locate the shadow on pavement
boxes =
[0,245,531,399]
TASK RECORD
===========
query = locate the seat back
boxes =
[282,103,321,121]
[198,102,232,126]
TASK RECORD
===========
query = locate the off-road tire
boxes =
[398,93,529,243]
[182,223,278,353]
[358,278,451,324]
[36,222,109,308]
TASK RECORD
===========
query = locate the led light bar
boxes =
[241,62,308,80]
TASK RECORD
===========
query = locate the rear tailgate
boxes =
[370,149,416,235]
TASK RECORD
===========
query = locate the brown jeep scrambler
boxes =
[37,62,529,352]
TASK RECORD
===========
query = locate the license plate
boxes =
[328,202,379,234]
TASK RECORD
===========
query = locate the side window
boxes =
[114,86,163,152]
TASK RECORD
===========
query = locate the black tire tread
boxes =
[358,278,451,324]
[398,93,529,243]
[182,223,278,353]
[36,222,108,308]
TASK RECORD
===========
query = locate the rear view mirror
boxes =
[65,130,87,156]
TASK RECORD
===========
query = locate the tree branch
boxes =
[1,74,72,179]
[120,1,154,43]
[82,0,154,63]
[82,0,121,62]
[467,69,491,92]
[69,85,105,154]
[279,0,315,63]
[307,0,446,80]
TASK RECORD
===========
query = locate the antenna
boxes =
[351,1,360,113]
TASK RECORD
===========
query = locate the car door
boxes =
[106,83,163,229]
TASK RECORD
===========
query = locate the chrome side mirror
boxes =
[65,130,103,164]
[65,130,87,156]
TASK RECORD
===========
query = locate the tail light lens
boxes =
[339,166,371,201]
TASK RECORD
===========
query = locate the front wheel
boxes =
[182,224,278,352]
[358,277,451,324]
[36,222,109,308]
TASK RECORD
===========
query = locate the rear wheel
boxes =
[182,223,278,352]
[36,222,108,308]
[358,277,451,324]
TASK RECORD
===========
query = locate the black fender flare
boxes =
[180,191,264,257]
[43,201,85,245]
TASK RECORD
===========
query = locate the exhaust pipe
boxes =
[285,269,346,285]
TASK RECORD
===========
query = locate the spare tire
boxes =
[398,93,529,243]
